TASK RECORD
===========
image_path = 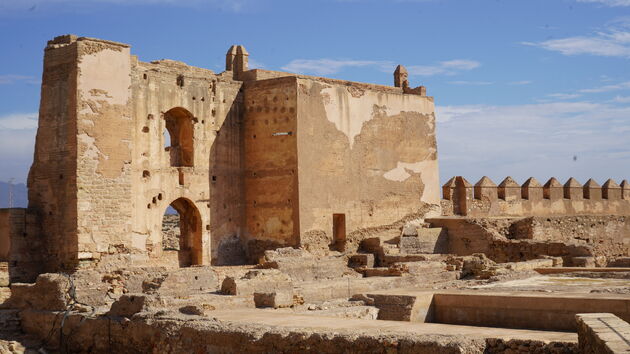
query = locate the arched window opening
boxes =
[164,107,194,167]
[161,198,202,267]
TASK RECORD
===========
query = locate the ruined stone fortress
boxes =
[0,35,629,353]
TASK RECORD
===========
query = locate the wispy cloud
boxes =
[509,80,533,85]
[448,80,493,86]
[547,93,582,100]
[612,95,630,103]
[1,0,248,12]
[436,101,630,183]
[247,58,265,70]
[281,59,389,76]
[576,0,630,6]
[523,22,630,58]
[0,113,38,130]
[281,57,481,77]
[578,80,630,93]
[0,75,39,85]
[407,59,480,76]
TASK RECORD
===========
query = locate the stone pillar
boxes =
[225,45,248,80]
[602,179,621,200]
[583,178,602,200]
[543,177,563,200]
[453,176,472,216]
[564,178,583,200]
[474,176,497,201]
[521,177,543,201]
[442,177,456,200]
[498,177,520,201]
[394,65,409,89]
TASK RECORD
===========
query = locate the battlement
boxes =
[442,176,630,217]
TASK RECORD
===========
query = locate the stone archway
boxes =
[164,107,194,167]
[162,197,202,267]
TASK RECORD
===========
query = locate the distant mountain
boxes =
[0,181,28,208]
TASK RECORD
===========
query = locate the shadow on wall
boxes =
[208,90,248,265]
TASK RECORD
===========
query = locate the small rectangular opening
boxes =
[332,213,346,252]
[178,169,185,186]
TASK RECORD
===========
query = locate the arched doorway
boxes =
[164,107,194,167]
[161,198,202,267]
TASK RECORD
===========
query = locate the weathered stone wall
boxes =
[27,35,81,272]
[129,55,244,266]
[296,77,440,252]
[427,217,601,264]
[0,208,42,282]
[443,176,630,217]
[243,77,299,260]
[511,216,630,259]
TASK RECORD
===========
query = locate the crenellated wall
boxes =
[442,176,630,217]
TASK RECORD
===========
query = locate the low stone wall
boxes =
[427,217,595,264]
[576,313,630,353]
[19,310,488,354]
[366,290,630,332]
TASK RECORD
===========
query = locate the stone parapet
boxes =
[442,176,630,217]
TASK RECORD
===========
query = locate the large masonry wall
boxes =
[129,58,244,266]
[295,78,440,252]
[243,77,299,260]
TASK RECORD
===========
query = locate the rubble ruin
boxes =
[0,34,629,353]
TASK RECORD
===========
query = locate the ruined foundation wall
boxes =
[511,216,630,259]
[295,78,440,252]
[243,77,299,260]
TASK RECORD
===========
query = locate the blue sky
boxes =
[0,0,629,188]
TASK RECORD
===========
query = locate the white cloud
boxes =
[0,113,38,130]
[509,80,533,85]
[281,57,480,77]
[281,59,388,76]
[436,101,630,184]
[247,58,265,70]
[547,93,582,100]
[524,23,630,58]
[1,0,247,11]
[448,80,493,86]
[577,0,630,6]
[579,81,630,93]
[407,59,480,76]
[0,75,39,85]
[612,95,630,102]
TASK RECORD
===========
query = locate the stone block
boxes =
[572,256,596,267]
[108,294,162,317]
[142,266,218,296]
[8,273,71,311]
[348,254,374,268]
[253,291,293,308]
[260,247,353,281]
[221,269,292,296]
